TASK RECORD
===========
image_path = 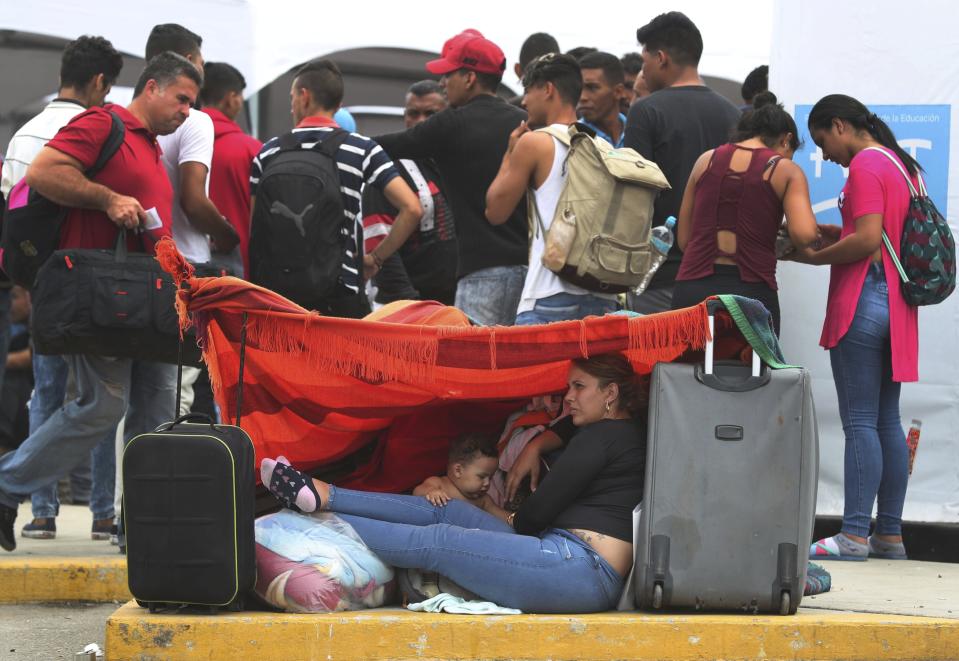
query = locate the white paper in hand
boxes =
[143,207,163,231]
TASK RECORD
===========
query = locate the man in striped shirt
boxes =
[249,59,420,317]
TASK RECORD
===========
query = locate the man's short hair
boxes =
[60,35,123,89]
[133,51,203,98]
[201,62,247,105]
[519,32,560,70]
[741,64,769,103]
[636,12,704,67]
[565,46,598,61]
[470,70,503,94]
[579,51,625,87]
[522,53,582,106]
[407,79,444,98]
[448,433,498,465]
[293,58,344,110]
[145,23,202,60]
[621,52,644,76]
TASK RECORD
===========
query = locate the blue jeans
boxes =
[455,265,527,326]
[515,292,618,325]
[328,487,624,613]
[0,354,177,511]
[27,353,98,518]
[829,263,908,538]
[626,284,673,315]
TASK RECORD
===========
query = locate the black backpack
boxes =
[1,111,125,288]
[249,129,351,309]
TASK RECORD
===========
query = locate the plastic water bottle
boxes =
[632,216,676,295]
[906,419,922,475]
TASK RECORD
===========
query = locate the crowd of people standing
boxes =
[0,11,920,571]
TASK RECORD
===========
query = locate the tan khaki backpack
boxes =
[530,124,670,293]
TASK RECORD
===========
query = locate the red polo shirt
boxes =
[46,103,172,252]
[201,107,262,274]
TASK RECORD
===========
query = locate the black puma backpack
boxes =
[249,129,351,309]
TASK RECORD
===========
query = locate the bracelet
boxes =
[507,512,516,528]
[370,251,384,268]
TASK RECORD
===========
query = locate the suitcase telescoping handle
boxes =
[174,301,249,427]
[697,308,769,392]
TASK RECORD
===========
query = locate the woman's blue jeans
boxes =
[829,263,908,538]
[328,486,624,613]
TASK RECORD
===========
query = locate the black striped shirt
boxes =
[250,123,400,293]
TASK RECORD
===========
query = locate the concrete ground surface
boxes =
[9,503,118,557]
[2,504,958,660]
[0,602,117,661]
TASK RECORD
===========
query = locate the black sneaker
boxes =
[0,503,16,552]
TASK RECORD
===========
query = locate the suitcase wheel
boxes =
[228,596,245,612]
[148,603,159,614]
[651,584,663,610]
[778,591,791,616]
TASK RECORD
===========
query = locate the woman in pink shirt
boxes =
[798,95,919,562]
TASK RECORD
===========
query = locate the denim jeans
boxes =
[515,292,618,325]
[455,265,527,326]
[28,353,118,520]
[626,284,673,315]
[829,263,908,538]
[0,354,177,511]
[328,487,624,613]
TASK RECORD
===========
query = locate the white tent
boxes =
[4,0,771,96]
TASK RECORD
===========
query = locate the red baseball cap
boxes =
[427,31,506,76]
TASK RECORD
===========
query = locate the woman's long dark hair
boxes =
[733,91,800,151]
[807,94,921,176]
[571,353,648,418]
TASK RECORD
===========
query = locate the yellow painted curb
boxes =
[106,601,959,661]
[0,556,130,603]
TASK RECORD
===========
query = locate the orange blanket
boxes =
[157,239,738,492]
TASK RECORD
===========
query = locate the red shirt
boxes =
[202,108,262,274]
[45,104,172,252]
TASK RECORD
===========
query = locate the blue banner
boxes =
[793,104,951,225]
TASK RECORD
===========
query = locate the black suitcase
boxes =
[123,314,255,612]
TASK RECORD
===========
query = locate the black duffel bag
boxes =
[31,230,201,365]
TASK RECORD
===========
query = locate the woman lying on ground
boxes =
[260,353,647,613]
[669,92,823,335]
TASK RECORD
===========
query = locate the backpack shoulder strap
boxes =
[536,125,572,147]
[87,111,126,177]
[276,130,301,152]
[315,128,351,158]
[862,146,919,197]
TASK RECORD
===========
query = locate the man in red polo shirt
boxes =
[0,52,203,551]
[200,61,262,278]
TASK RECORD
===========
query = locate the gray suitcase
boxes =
[634,314,818,615]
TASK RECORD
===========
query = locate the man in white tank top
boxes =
[486,54,618,325]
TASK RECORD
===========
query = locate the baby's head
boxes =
[447,433,499,499]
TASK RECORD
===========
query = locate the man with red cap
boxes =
[376,31,528,326]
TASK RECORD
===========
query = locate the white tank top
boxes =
[516,125,615,315]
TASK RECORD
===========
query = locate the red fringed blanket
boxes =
[156,239,741,492]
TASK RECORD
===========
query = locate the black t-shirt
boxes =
[362,159,458,304]
[625,86,741,287]
[375,95,528,278]
[513,418,646,543]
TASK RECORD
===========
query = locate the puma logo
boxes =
[270,200,314,237]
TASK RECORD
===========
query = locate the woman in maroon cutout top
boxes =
[670,92,822,334]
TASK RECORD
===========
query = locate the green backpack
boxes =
[868,147,956,306]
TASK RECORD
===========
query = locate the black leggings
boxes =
[671,265,781,335]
